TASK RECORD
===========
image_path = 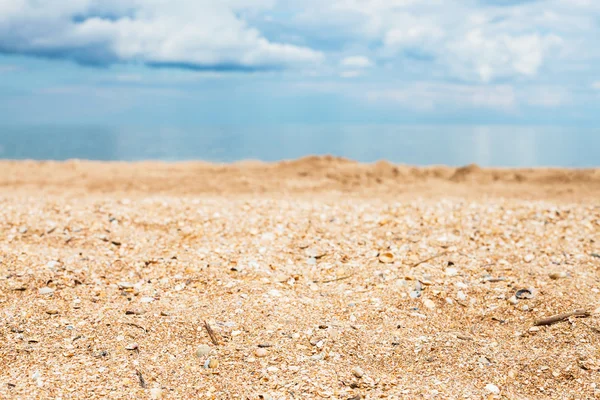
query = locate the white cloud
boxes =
[593,82,600,90]
[340,56,372,68]
[290,0,598,82]
[0,0,323,70]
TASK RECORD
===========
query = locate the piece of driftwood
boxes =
[533,309,590,326]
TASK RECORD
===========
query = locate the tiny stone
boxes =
[255,348,268,358]
[445,268,458,277]
[38,287,55,295]
[150,388,163,399]
[457,291,467,301]
[485,383,500,394]
[507,296,518,305]
[352,367,364,378]
[409,291,421,299]
[196,345,212,358]
[549,272,567,280]
[207,358,219,369]
[140,297,154,303]
[46,309,59,315]
[423,298,436,309]
[125,343,138,350]
[529,326,540,332]
[524,254,535,263]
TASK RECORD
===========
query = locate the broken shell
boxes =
[378,252,395,264]
[515,289,534,299]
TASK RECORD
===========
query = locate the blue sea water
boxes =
[0,124,598,167]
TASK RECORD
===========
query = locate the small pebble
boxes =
[205,358,218,369]
[196,345,212,358]
[445,268,458,277]
[140,297,154,303]
[423,298,436,309]
[529,326,540,332]
[507,295,518,305]
[150,387,163,399]
[352,367,364,378]
[457,291,467,301]
[485,383,500,394]
[125,343,138,350]
[524,254,535,263]
[45,309,59,315]
[255,348,268,358]
[409,290,421,299]
[38,287,55,295]
[549,271,567,280]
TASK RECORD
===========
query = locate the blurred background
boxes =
[1,1,599,166]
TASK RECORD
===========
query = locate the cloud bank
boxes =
[1,0,598,91]
[0,0,323,71]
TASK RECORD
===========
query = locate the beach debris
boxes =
[204,358,219,369]
[255,348,268,358]
[378,252,395,263]
[203,321,220,345]
[125,343,139,351]
[515,289,534,299]
[410,290,421,299]
[352,367,364,378]
[423,298,436,310]
[411,251,448,268]
[135,370,147,388]
[485,383,500,394]
[150,388,163,399]
[38,287,55,295]
[196,345,212,358]
[549,271,567,280]
[534,309,590,326]
[478,356,492,366]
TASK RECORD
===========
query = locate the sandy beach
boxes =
[1,157,600,399]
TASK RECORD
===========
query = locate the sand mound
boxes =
[1,156,599,200]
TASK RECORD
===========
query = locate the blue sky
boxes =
[0,0,599,125]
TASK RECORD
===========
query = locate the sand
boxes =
[1,157,599,399]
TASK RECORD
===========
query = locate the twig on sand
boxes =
[124,322,147,333]
[533,309,590,326]
[204,320,220,346]
[410,251,449,268]
[314,274,356,284]
[135,370,147,388]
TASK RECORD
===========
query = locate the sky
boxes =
[0,0,599,125]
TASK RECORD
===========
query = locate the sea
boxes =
[0,124,598,167]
